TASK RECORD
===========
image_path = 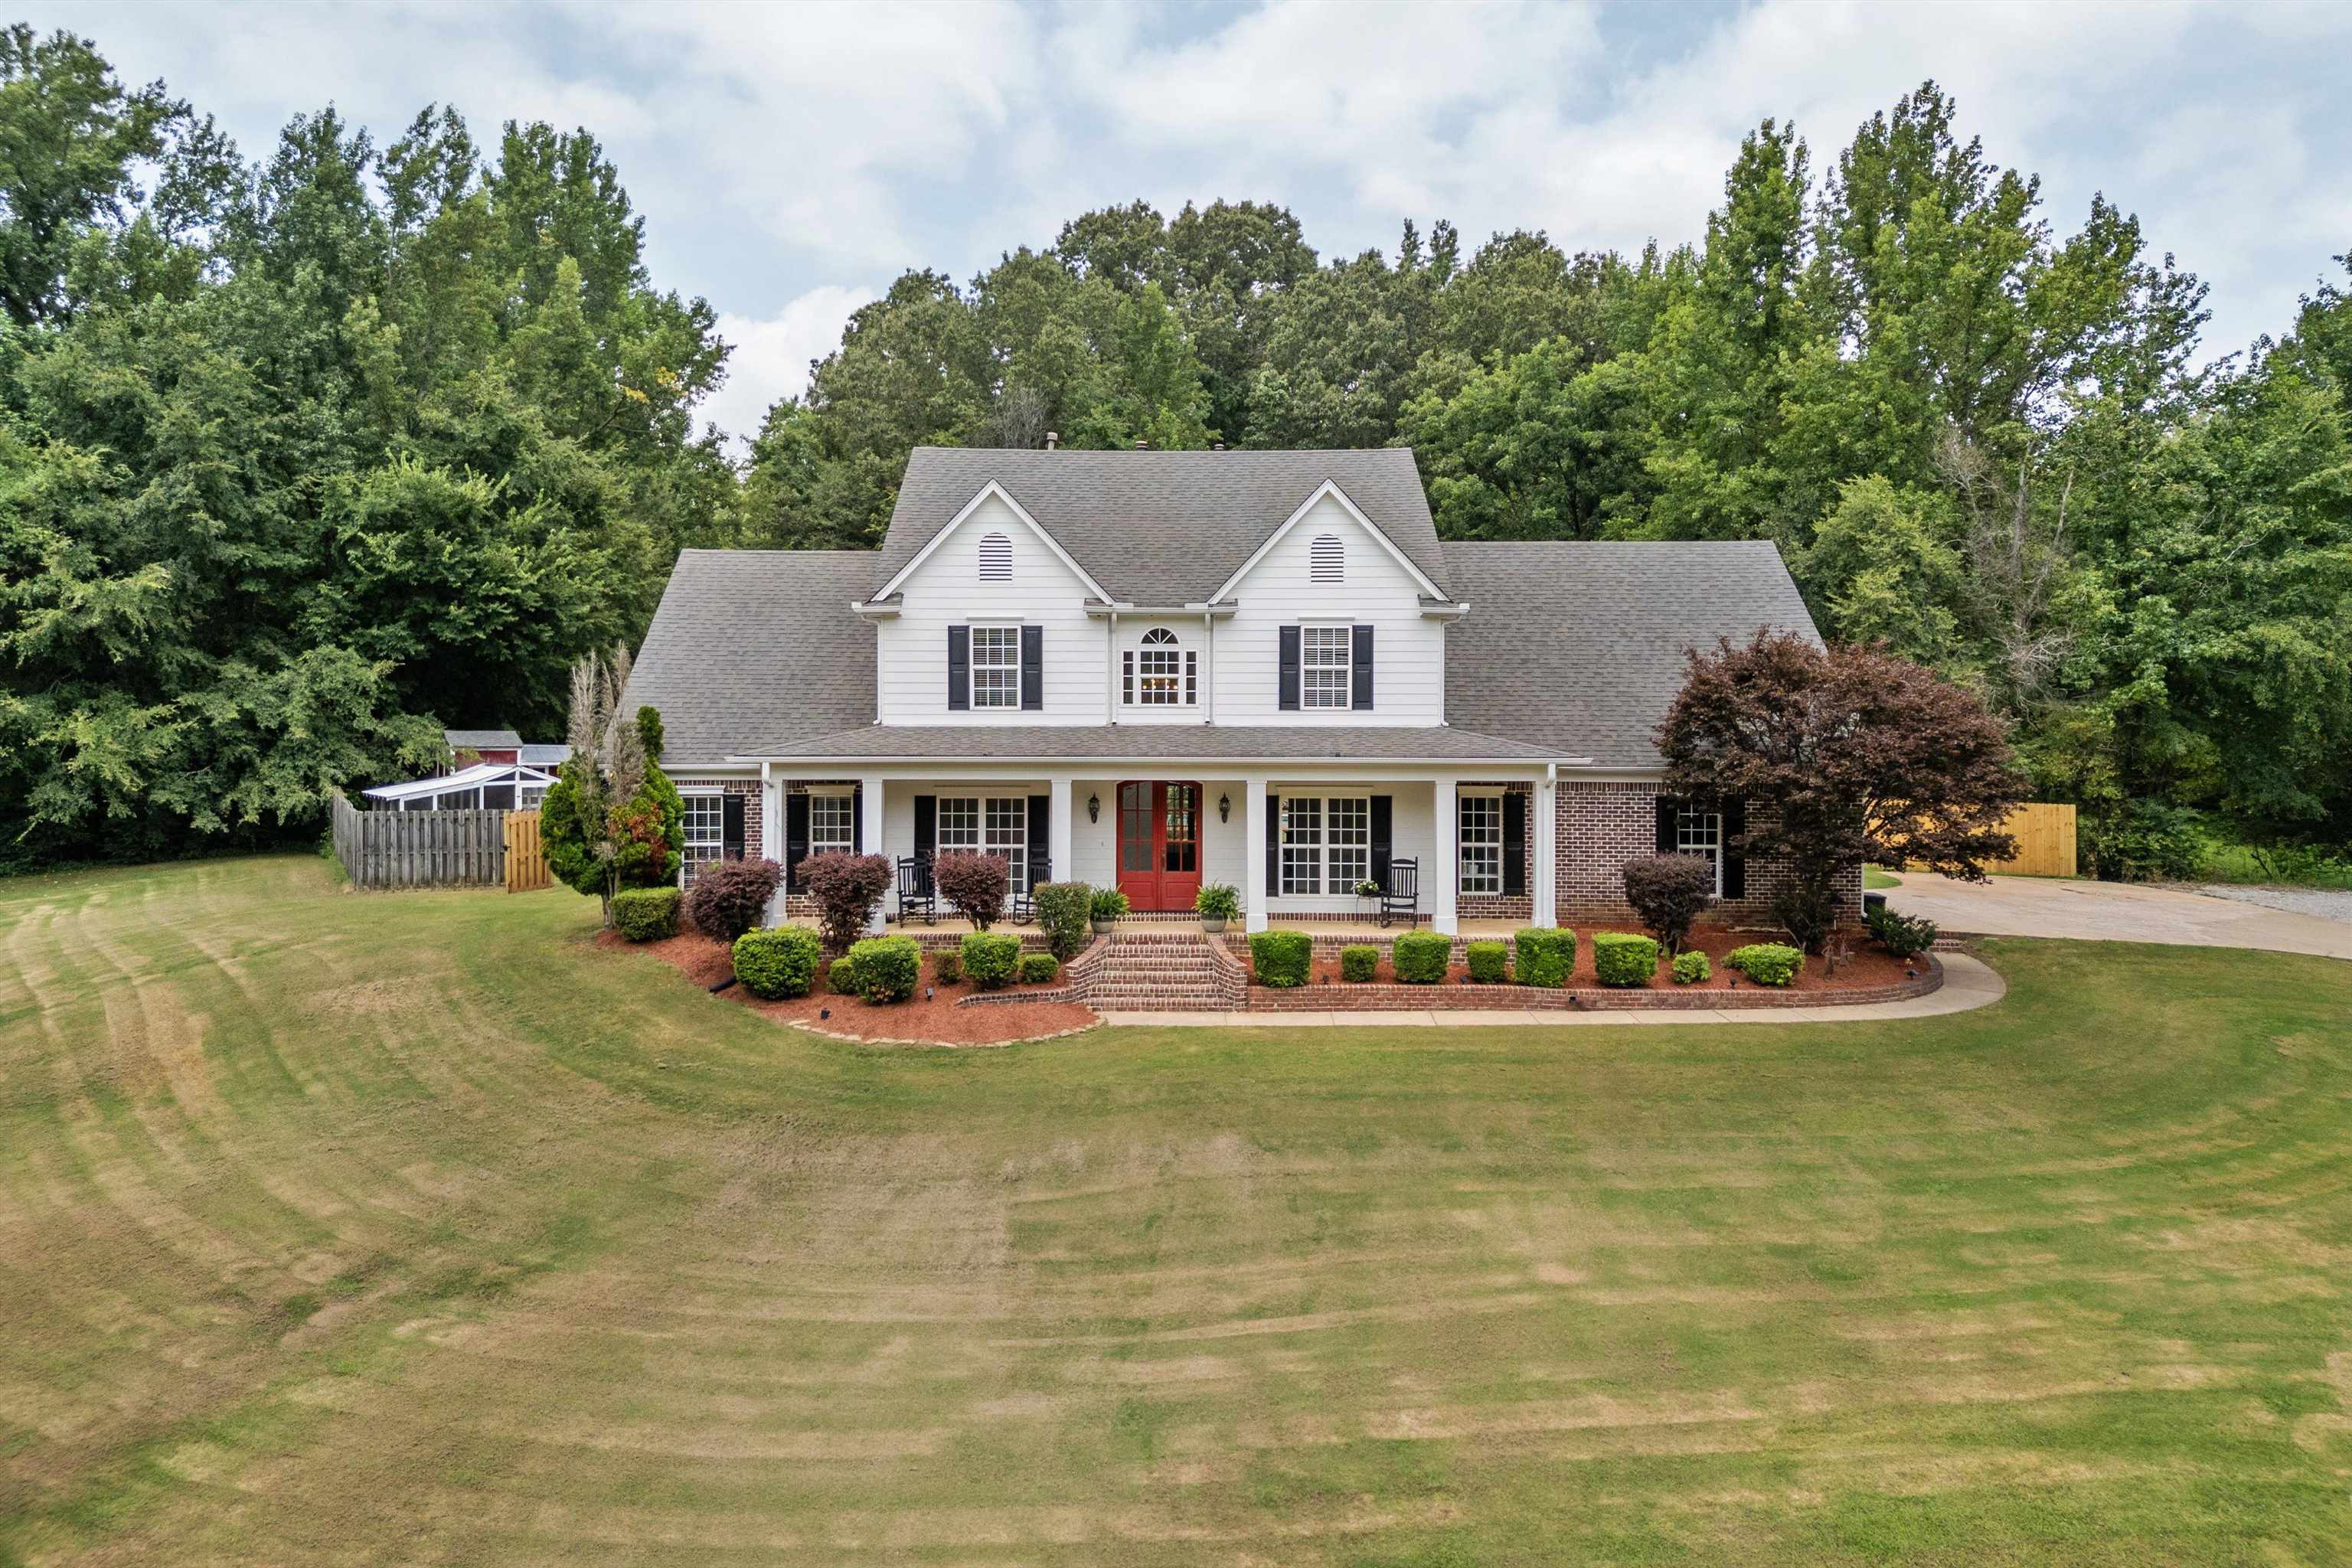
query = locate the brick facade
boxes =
[673,776,763,884]
[1553,780,1860,927]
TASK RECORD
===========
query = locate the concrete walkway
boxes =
[1886,873,2352,961]
[1096,952,2005,1027]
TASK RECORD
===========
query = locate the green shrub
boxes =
[962,932,1021,991]
[1592,932,1660,987]
[1672,950,1711,985]
[1249,929,1312,988]
[1089,887,1131,924]
[1034,881,1093,959]
[610,886,681,942]
[826,953,861,995]
[1018,952,1060,985]
[1194,883,1241,921]
[932,948,962,985]
[1465,939,1508,984]
[1340,943,1380,982]
[731,926,821,998]
[848,935,920,1003]
[1393,929,1450,985]
[1511,927,1574,988]
[1725,943,1804,986]
[1864,905,1938,958]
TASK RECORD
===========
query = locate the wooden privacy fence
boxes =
[332,792,552,891]
[503,808,550,893]
[1897,802,2077,879]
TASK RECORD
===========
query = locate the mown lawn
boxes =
[2,855,2348,1566]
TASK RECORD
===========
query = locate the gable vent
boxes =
[1309,533,1344,583]
[978,531,1012,582]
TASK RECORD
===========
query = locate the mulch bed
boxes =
[600,930,1099,1046]
[1253,926,1916,994]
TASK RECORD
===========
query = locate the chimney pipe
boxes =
[1044,431,1057,450]
[1134,439,1148,450]
[1213,441,1227,451]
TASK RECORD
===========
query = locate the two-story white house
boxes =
[628,446,1849,933]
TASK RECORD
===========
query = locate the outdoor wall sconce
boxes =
[1087,792,1100,823]
[1218,792,1231,822]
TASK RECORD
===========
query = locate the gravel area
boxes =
[2195,884,2352,924]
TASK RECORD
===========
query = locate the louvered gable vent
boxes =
[1309,533,1344,583]
[977,531,1012,581]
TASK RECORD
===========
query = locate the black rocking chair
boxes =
[1009,854,1050,923]
[895,854,936,925]
[1377,858,1421,928]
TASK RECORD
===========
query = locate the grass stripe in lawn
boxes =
[1,854,2347,1564]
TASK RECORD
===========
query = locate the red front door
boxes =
[1116,781,1203,911]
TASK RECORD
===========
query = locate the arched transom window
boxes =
[977,531,1012,582]
[1122,626,1197,707]
[1309,533,1344,583]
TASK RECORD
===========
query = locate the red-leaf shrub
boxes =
[933,850,1009,929]
[685,857,783,942]
[800,851,892,954]
[1622,854,1715,955]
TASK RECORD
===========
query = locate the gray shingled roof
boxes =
[1442,540,1821,769]
[627,550,875,763]
[871,447,1449,604]
[756,724,1563,762]
[518,743,572,766]
[443,727,522,750]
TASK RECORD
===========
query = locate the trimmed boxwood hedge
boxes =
[1033,881,1093,960]
[732,926,821,998]
[1592,932,1661,988]
[1465,939,1508,984]
[1512,927,1574,988]
[1726,943,1804,986]
[933,949,962,984]
[611,886,681,942]
[1672,949,1712,985]
[826,954,861,995]
[962,931,1021,991]
[1340,942,1379,982]
[848,935,920,1003]
[1018,952,1059,985]
[1393,929,1449,985]
[1249,929,1312,988]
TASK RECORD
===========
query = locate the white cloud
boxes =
[705,284,877,447]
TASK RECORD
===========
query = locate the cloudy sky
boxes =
[42,0,2352,446]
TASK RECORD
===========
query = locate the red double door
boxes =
[1115,780,1202,911]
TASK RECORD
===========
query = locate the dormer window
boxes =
[1310,533,1344,583]
[1122,626,1198,707]
[977,531,1012,582]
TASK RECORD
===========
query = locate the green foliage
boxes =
[1511,927,1575,988]
[539,654,682,923]
[1726,944,1804,986]
[609,886,679,942]
[1864,907,1939,959]
[1018,952,1060,985]
[1089,887,1131,923]
[1592,933,1661,988]
[1672,950,1712,985]
[848,935,920,1004]
[826,954,860,996]
[1392,930,1450,985]
[1249,930,1312,988]
[2080,800,2206,883]
[1340,943,1379,982]
[1194,883,1241,921]
[731,926,819,999]
[1465,940,1508,984]
[1033,881,1093,959]
[960,932,1021,991]
[933,948,962,985]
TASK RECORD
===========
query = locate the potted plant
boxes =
[1089,887,1130,935]
[1194,882,1240,934]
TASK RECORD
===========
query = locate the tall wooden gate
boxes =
[503,808,551,892]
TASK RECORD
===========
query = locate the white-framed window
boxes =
[1677,809,1724,896]
[1310,532,1344,583]
[809,787,856,858]
[681,791,724,884]
[1122,627,1197,707]
[1279,795,1371,894]
[1459,791,1503,896]
[970,624,1021,709]
[1302,624,1351,709]
[518,782,548,811]
[937,794,1027,890]
[977,531,1012,581]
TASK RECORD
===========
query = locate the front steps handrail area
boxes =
[1075,926,1246,1011]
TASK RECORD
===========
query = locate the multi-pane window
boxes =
[809,790,855,858]
[1124,627,1194,707]
[518,782,548,811]
[1279,795,1370,894]
[681,793,724,884]
[938,795,1027,890]
[1677,809,1723,896]
[1459,792,1503,895]
[970,625,1021,708]
[1302,625,1351,709]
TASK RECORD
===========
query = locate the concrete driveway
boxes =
[1886,873,2352,961]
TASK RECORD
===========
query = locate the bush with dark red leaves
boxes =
[1622,854,1717,956]
[799,851,893,954]
[684,857,783,943]
[933,850,1009,930]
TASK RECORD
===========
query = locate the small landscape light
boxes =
[926,986,936,1001]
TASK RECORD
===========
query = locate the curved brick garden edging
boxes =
[1246,951,1945,1011]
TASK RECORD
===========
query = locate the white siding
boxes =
[874,495,1107,726]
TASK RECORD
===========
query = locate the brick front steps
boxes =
[1080,929,1248,1011]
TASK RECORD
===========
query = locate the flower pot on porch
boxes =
[1200,916,1227,935]
[1092,918,1116,936]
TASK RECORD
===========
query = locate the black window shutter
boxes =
[1351,623,1374,710]
[1655,795,1678,854]
[946,626,969,711]
[1723,798,1748,900]
[1370,795,1393,886]
[1027,793,1049,886]
[849,786,864,854]
[1277,626,1300,711]
[785,791,810,890]
[1503,791,1526,896]
[913,795,936,861]
[722,792,746,861]
[1265,793,1280,893]
[1021,625,1043,710]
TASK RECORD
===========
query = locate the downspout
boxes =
[1104,609,1118,724]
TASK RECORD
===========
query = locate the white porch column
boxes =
[1048,774,1074,886]
[1432,776,1460,935]
[1533,769,1558,929]
[764,773,789,926]
[1243,775,1270,932]
[860,774,887,933]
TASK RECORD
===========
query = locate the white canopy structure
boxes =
[361,761,562,811]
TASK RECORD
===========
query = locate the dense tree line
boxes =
[4,27,2344,872]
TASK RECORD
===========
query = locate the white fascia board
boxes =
[851,600,901,620]
[1086,602,1236,617]
[726,754,1559,775]
[1209,479,1449,604]
[869,479,1116,604]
